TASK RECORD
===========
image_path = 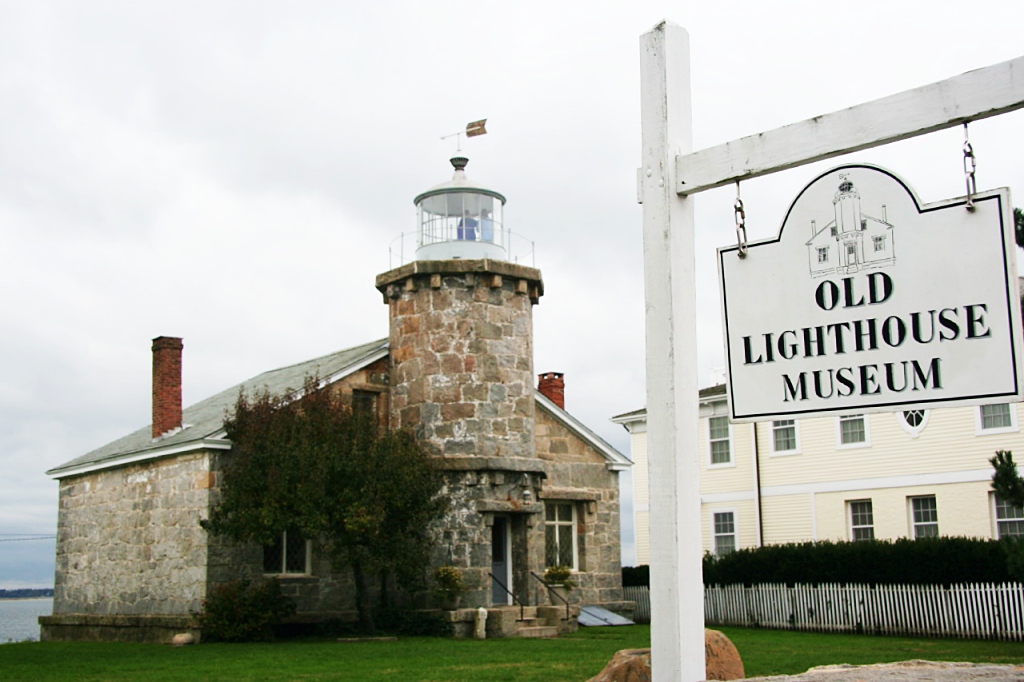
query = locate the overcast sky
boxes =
[2,1,1023,587]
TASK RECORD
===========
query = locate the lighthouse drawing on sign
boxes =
[806,175,896,277]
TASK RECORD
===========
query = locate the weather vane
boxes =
[441,119,487,152]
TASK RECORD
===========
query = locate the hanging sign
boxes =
[719,164,1023,422]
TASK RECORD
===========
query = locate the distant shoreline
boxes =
[0,590,54,600]
[0,596,52,601]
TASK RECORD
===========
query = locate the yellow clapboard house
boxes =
[613,387,1024,564]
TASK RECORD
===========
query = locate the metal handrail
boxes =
[488,572,526,622]
[530,571,570,621]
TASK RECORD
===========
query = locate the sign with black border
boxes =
[719,164,1024,422]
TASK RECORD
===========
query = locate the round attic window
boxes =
[897,409,929,437]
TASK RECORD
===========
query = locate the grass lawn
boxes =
[3,626,1024,681]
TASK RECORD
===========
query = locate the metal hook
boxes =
[734,182,748,259]
[963,123,977,212]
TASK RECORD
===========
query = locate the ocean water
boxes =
[0,598,52,643]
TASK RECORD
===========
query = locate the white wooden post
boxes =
[639,21,705,682]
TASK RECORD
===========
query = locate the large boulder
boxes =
[587,629,744,682]
[705,629,745,680]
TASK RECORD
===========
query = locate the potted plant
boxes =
[543,565,576,605]
[434,565,465,610]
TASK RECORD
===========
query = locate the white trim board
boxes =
[49,439,232,479]
[761,468,994,498]
[700,468,994,503]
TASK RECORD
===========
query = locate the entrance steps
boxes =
[488,605,578,638]
[444,604,579,638]
[517,624,560,638]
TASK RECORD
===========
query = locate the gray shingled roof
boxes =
[47,338,389,478]
[49,336,629,478]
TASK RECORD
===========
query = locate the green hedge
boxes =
[621,565,649,587]
[624,537,1021,587]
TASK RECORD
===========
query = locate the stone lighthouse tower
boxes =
[375,156,547,609]
[376,157,543,459]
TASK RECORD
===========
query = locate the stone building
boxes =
[41,157,632,642]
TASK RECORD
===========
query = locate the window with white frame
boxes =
[873,235,886,252]
[708,416,731,465]
[848,500,874,541]
[545,502,577,569]
[910,496,938,538]
[995,496,1024,538]
[978,403,1016,432]
[772,419,798,454]
[839,414,867,446]
[713,511,736,555]
[263,528,311,575]
[817,247,829,263]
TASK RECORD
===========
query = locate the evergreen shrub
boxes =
[702,537,1013,586]
[623,537,1019,588]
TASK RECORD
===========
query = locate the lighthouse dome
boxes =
[413,157,507,261]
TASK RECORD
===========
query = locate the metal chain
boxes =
[734,182,748,259]
[963,122,977,212]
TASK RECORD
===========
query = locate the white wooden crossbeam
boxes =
[676,55,1024,196]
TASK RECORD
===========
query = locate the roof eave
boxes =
[47,438,233,480]
[610,409,646,425]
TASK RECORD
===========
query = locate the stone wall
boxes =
[378,259,543,459]
[430,459,547,609]
[429,425,626,613]
[205,532,363,617]
[52,452,214,616]
[535,407,626,608]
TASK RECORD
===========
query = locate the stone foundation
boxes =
[39,614,199,644]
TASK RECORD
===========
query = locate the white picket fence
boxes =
[623,586,651,623]
[703,583,1024,640]
[624,584,1024,639]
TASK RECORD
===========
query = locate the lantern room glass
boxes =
[417,192,504,248]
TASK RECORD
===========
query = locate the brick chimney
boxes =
[152,336,183,438]
[538,372,565,409]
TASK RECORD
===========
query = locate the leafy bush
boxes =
[196,580,296,642]
[543,565,576,590]
[205,377,450,634]
[702,537,1014,586]
[433,565,465,599]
